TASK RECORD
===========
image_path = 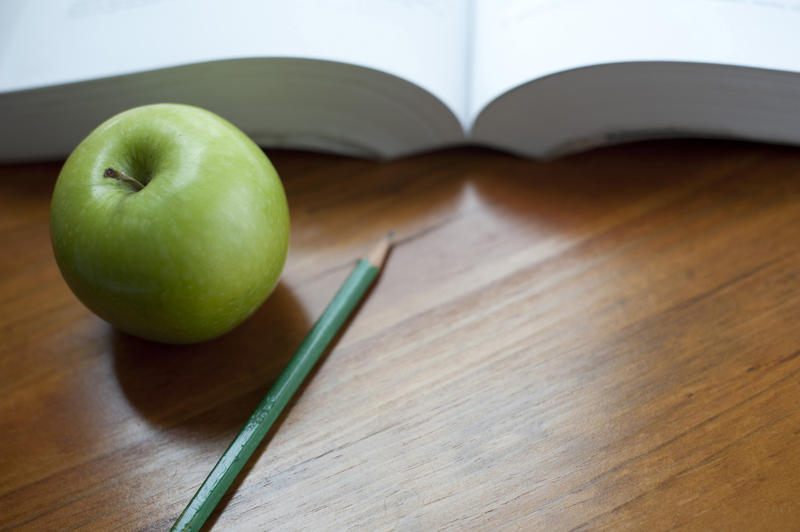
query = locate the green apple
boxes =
[50,103,290,344]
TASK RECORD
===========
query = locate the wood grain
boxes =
[1,141,799,531]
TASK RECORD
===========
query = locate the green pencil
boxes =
[172,233,393,531]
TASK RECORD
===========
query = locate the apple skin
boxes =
[50,103,290,344]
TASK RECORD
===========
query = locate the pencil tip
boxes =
[365,232,394,267]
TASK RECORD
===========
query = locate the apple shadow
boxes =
[111,282,311,439]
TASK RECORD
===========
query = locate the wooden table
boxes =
[2,141,799,530]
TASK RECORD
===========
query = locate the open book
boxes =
[2,0,800,162]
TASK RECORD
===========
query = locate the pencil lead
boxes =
[365,232,394,267]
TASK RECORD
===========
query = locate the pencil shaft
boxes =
[172,259,379,531]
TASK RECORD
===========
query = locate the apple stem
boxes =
[104,167,144,191]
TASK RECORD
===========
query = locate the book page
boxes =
[0,0,469,122]
[470,0,800,123]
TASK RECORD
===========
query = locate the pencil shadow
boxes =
[111,282,311,439]
[202,255,390,530]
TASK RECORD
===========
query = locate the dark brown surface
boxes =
[1,141,799,530]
